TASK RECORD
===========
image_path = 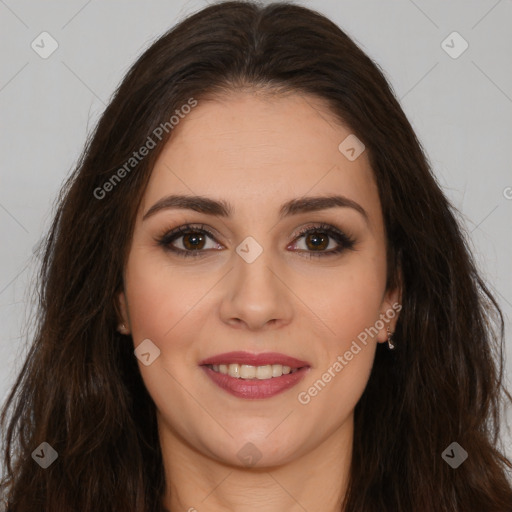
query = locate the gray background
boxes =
[1,0,511,462]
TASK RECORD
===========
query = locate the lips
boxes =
[198,351,310,368]
[199,351,311,399]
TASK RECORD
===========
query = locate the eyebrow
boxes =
[142,194,369,223]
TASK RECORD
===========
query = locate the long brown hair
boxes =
[1,2,511,510]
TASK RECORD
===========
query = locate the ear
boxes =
[115,289,131,335]
[376,282,402,344]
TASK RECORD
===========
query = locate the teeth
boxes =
[240,364,256,379]
[208,363,299,380]
[256,365,272,379]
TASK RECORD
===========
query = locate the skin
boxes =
[117,91,401,512]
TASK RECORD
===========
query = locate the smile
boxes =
[199,351,310,399]
[206,363,299,379]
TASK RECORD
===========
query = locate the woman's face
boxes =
[117,91,400,468]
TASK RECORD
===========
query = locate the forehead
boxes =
[140,91,380,223]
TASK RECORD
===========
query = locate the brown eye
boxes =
[157,224,221,258]
[290,223,356,258]
[158,223,355,259]
[304,232,329,251]
[182,232,207,250]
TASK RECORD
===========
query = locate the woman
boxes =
[1,1,511,511]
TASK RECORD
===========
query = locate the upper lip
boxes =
[199,351,310,368]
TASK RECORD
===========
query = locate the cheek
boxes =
[295,342,375,443]
[292,255,385,407]
[124,250,212,348]
[296,256,386,345]
[123,253,217,441]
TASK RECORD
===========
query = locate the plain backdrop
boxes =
[1,0,511,464]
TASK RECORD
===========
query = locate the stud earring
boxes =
[386,326,395,350]
[118,323,128,334]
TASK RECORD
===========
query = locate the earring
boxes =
[118,323,128,334]
[386,326,395,350]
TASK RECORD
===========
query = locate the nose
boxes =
[218,247,294,332]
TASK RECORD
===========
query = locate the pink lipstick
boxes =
[199,351,310,399]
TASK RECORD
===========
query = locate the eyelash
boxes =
[155,222,356,259]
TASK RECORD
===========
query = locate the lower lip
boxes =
[201,366,309,399]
